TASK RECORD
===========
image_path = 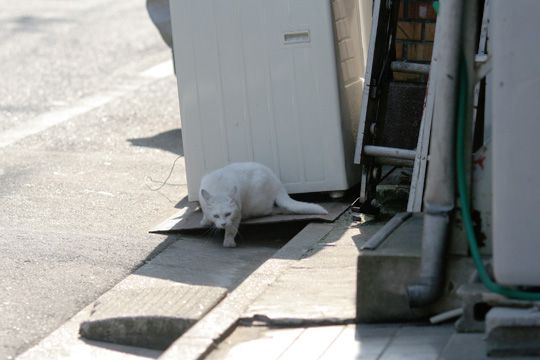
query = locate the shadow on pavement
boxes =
[127,128,183,155]
[146,0,172,48]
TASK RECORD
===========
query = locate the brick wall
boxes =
[394,0,437,82]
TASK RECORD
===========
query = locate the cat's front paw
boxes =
[223,239,237,248]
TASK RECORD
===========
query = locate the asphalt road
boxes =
[0,1,186,358]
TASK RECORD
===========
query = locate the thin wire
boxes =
[145,155,183,191]
[377,166,398,185]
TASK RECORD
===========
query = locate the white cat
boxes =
[199,162,328,247]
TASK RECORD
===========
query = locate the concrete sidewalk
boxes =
[160,214,527,360]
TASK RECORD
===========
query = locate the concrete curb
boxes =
[159,223,334,360]
[79,286,226,350]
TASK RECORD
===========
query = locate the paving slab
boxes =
[377,325,453,360]
[439,332,532,360]
[80,286,226,350]
[242,223,382,325]
[207,324,455,360]
[244,324,396,360]
[320,325,397,360]
[207,326,306,360]
[439,333,488,360]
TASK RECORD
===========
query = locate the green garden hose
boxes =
[433,1,440,14]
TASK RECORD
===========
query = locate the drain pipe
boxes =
[407,0,464,307]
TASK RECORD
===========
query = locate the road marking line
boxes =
[140,59,174,79]
[0,60,174,149]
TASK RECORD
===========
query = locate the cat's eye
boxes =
[225,212,231,217]
[213,215,219,219]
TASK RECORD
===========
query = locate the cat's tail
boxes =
[275,191,328,215]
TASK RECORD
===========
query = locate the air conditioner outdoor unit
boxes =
[169,0,372,200]
[491,0,540,286]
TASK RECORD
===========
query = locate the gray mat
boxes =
[150,198,350,233]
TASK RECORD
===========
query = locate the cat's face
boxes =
[201,189,239,229]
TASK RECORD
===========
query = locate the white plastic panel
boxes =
[170,0,370,200]
[491,0,540,286]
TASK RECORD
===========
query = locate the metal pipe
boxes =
[363,145,416,160]
[391,61,431,74]
[373,157,415,167]
[361,212,412,250]
[407,0,465,308]
[407,212,450,307]
[429,308,463,324]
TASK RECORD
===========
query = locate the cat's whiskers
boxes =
[200,227,215,237]
[199,224,225,241]
[235,228,245,243]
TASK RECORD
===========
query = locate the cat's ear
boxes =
[229,186,237,198]
[201,189,212,201]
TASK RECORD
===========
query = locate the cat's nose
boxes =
[220,222,227,227]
